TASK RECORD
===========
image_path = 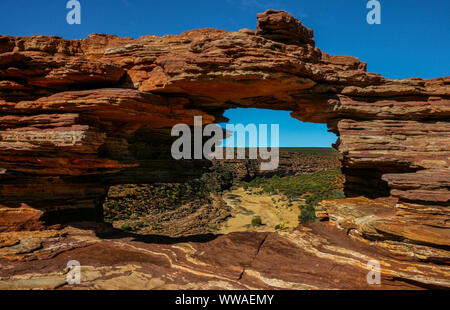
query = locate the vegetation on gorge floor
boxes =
[103,165,236,233]
[103,149,345,234]
[241,168,345,223]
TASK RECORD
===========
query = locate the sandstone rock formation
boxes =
[0,10,449,288]
[0,223,448,289]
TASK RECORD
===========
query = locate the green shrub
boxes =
[120,223,131,230]
[251,216,263,226]
[133,221,145,229]
[299,205,317,223]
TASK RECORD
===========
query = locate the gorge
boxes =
[0,9,449,289]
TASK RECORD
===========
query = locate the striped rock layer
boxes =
[0,10,449,287]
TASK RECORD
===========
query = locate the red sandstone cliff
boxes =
[0,10,449,284]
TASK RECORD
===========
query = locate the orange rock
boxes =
[0,204,46,232]
[0,10,448,255]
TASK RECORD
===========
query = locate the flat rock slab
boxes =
[0,223,448,290]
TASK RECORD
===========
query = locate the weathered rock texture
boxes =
[0,10,449,269]
[0,223,448,290]
[212,148,341,180]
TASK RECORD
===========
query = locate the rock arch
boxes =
[0,10,449,252]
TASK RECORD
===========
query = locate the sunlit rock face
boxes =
[0,9,449,259]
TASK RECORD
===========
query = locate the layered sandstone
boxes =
[0,223,448,289]
[0,9,449,269]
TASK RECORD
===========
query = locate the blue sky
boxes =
[219,108,337,148]
[1,0,448,147]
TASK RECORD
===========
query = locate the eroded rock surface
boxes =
[0,224,448,290]
[0,9,449,284]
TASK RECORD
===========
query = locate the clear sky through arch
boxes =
[219,108,337,148]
